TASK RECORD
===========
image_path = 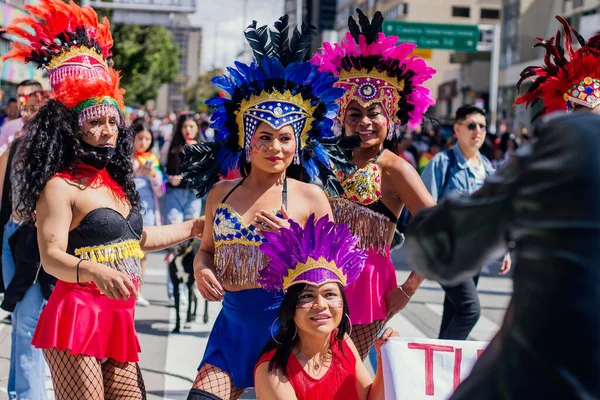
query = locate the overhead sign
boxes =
[381,337,488,399]
[410,48,433,59]
[383,21,479,52]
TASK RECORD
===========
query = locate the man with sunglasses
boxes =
[421,104,511,340]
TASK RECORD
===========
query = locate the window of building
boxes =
[481,8,500,19]
[384,3,408,21]
[452,6,470,18]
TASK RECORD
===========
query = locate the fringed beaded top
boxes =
[330,151,398,253]
[212,177,286,287]
[67,207,144,281]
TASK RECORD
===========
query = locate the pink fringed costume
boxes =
[312,10,436,325]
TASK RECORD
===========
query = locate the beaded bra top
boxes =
[212,178,286,287]
[68,208,144,281]
[330,151,397,252]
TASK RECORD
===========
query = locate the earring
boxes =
[271,317,281,344]
[345,313,352,337]
[271,317,297,345]
[245,146,252,163]
[293,150,300,165]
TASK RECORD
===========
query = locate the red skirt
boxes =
[32,279,141,363]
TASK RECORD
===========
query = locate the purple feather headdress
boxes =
[311,9,436,136]
[258,214,367,291]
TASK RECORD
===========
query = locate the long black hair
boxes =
[260,283,352,377]
[13,99,140,223]
[167,113,198,175]
[132,122,155,153]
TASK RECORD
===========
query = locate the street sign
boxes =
[383,21,479,52]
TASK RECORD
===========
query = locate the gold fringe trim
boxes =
[330,197,389,254]
[75,240,144,281]
[214,243,269,287]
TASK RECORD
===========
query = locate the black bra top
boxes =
[67,208,143,255]
[366,200,398,223]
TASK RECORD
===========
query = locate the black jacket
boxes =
[1,223,55,312]
[405,112,600,399]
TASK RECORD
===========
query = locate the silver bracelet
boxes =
[398,285,411,299]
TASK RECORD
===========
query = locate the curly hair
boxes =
[13,99,140,222]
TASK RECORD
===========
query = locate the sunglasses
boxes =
[463,122,487,131]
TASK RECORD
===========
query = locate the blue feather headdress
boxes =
[180,15,360,197]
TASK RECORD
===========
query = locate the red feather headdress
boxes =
[2,0,124,125]
[515,15,600,120]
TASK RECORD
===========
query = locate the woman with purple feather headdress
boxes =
[311,9,437,360]
[254,214,396,400]
[180,15,357,400]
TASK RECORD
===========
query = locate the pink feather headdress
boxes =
[312,9,436,136]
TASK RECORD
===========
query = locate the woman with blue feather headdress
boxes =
[180,15,359,400]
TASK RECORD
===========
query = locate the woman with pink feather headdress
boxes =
[312,9,437,360]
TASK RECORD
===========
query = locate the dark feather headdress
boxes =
[181,16,359,197]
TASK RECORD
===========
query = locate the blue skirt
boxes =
[199,288,283,388]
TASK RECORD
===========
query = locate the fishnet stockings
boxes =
[102,358,146,400]
[43,348,146,400]
[44,348,104,400]
[192,363,244,400]
[350,319,385,361]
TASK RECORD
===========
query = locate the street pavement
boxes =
[0,249,512,400]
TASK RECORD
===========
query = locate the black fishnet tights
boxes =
[350,320,385,361]
[192,363,244,400]
[102,358,146,399]
[43,348,146,400]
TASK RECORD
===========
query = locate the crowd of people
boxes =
[0,1,597,400]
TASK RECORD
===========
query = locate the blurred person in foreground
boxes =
[405,16,600,399]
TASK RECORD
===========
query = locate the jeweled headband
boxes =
[3,0,125,125]
[180,15,360,198]
[258,214,366,291]
[312,9,436,137]
[515,15,600,118]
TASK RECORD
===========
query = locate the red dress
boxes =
[255,337,359,400]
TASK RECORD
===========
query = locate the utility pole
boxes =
[296,0,303,26]
[488,23,501,134]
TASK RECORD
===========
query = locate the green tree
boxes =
[185,69,223,113]
[110,24,181,105]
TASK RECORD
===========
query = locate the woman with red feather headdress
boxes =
[3,0,204,398]
[514,16,600,117]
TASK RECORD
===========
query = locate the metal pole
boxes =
[296,0,303,26]
[489,23,501,135]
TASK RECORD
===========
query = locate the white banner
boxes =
[381,337,488,399]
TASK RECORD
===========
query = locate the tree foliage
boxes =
[110,24,181,106]
[185,69,223,113]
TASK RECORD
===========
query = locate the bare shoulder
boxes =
[209,178,243,202]
[43,176,78,198]
[378,149,418,178]
[289,179,327,200]
[254,361,294,398]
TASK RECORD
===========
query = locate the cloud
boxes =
[190,0,285,71]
